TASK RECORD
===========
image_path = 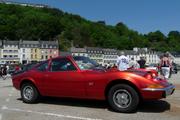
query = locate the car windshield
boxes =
[148,64,157,67]
[73,56,102,70]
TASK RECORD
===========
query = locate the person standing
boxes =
[138,57,146,68]
[129,57,140,69]
[116,51,129,71]
[160,53,172,79]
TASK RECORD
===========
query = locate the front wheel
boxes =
[107,84,139,113]
[21,83,39,103]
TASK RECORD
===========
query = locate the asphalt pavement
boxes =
[0,73,180,120]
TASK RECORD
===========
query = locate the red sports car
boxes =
[12,56,175,113]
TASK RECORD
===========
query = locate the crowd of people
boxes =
[115,51,174,79]
[0,64,21,80]
[116,51,145,71]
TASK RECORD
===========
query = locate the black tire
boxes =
[21,83,39,103]
[107,84,139,113]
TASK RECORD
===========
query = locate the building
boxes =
[0,0,49,8]
[170,52,180,65]
[0,40,20,64]
[71,47,87,57]
[123,48,161,65]
[0,40,59,64]
[40,41,59,61]
[103,48,118,66]
[86,47,104,65]
[69,47,162,66]
[19,40,41,64]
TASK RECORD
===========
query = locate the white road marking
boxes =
[5,98,10,102]
[0,114,2,120]
[8,94,12,97]
[1,106,8,110]
[2,106,102,120]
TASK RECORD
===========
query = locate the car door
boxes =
[82,70,107,99]
[43,58,86,98]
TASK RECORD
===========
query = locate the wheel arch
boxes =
[105,79,142,100]
[20,79,41,95]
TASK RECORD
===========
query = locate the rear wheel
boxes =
[21,83,39,103]
[107,84,139,113]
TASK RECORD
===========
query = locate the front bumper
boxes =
[141,84,175,100]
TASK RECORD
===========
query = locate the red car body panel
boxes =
[12,56,175,101]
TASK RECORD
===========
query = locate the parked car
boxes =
[12,56,175,113]
[171,62,178,74]
[145,63,158,71]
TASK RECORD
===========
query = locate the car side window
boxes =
[37,61,48,72]
[50,58,77,72]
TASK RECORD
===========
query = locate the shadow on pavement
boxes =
[138,100,170,113]
[18,97,108,109]
[17,97,170,113]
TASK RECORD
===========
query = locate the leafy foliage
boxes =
[0,3,180,52]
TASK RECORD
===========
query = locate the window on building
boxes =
[23,49,25,53]
[41,55,44,59]
[31,54,33,59]
[23,54,25,58]
[3,50,8,52]
[35,54,37,59]
[45,55,48,59]
[3,55,7,58]
[31,49,33,53]
[35,49,37,53]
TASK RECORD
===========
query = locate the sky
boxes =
[12,0,180,35]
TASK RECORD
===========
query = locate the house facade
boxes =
[40,41,59,61]
[70,47,162,66]
[86,47,104,65]
[19,41,41,64]
[0,40,59,64]
[103,48,118,66]
[0,41,20,64]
